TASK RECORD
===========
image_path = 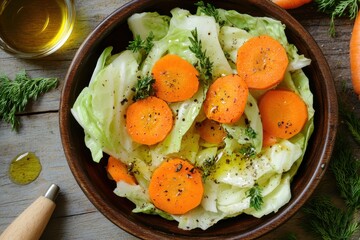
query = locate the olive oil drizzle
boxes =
[9,152,42,185]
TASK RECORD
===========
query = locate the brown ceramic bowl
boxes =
[59,0,338,239]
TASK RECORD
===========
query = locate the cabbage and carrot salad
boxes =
[71,2,314,230]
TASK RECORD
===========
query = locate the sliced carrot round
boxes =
[106,156,137,185]
[148,158,204,215]
[152,54,199,102]
[259,89,308,139]
[126,96,173,145]
[197,118,227,144]
[272,0,312,9]
[236,35,289,90]
[203,74,248,124]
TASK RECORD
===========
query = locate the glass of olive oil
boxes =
[0,0,75,58]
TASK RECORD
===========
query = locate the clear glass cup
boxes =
[0,0,75,59]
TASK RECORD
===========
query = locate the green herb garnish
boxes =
[201,156,217,180]
[189,28,214,85]
[245,127,257,139]
[340,105,360,145]
[239,144,257,158]
[301,96,360,239]
[195,1,224,26]
[331,135,360,211]
[302,196,359,239]
[127,32,154,54]
[132,75,155,101]
[314,0,359,36]
[0,70,58,131]
[247,183,264,211]
[335,97,360,210]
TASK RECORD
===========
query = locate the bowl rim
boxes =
[59,0,338,239]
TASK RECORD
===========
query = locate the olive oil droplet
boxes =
[9,152,42,185]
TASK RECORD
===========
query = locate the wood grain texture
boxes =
[0,0,359,239]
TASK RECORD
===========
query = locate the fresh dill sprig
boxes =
[0,70,58,131]
[189,28,214,85]
[201,156,216,180]
[335,99,360,211]
[195,1,224,26]
[247,183,264,211]
[300,97,360,238]
[239,144,256,158]
[331,134,360,210]
[245,127,257,139]
[127,35,143,53]
[144,32,155,54]
[127,32,154,54]
[132,75,155,101]
[340,106,360,145]
[298,82,360,238]
[302,196,359,239]
[314,0,359,36]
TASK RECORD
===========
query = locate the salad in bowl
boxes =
[70,1,314,231]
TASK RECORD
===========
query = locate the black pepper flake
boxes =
[245,118,250,125]
[176,163,183,172]
[121,98,128,105]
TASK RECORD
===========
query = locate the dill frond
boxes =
[331,136,360,210]
[127,35,143,53]
[314,0,359,36]
[245,127,257,139]
[302,118,360,238]
[239,144,256,158]
[189,28,214,85]
[340,106,360,145]
[0,70,58,131]
[127,32,154,54]
[247,184,263,211]
[132,75,155,101]
[201,156,216,180]
[302,196,359,239]
[195,1,224,26]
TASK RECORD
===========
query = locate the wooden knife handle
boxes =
[0,184,59,240]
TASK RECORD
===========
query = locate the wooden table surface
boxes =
[1,1,359,239]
